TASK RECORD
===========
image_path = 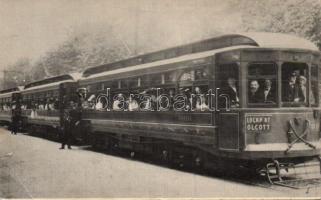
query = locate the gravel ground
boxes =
[0,128,320,198]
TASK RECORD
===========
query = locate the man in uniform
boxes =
[11,102,20,135]
[283,71,299,102]
[222,77,239,107]
[60,100,80,149]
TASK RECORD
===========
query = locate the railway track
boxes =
[80,145,321,191]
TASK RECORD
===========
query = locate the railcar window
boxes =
[128,76,147,88]
[247,63,277,106]
[112,80,125,90]
[128,77,138,88]
[178,68,203,111]
[192,85,209,111]
[179,70,195,82]
[217,63,240,108]
[164,71,177,83]
[281,62,308,106]
[149,74,161,85]
[195,67,209,80]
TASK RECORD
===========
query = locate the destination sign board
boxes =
[246,115,272,133]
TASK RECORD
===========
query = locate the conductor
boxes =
[11,102,20,135]
[60,100,80,149]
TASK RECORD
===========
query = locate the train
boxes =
[1,32,321,187]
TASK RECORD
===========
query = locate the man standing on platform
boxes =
[11,101,20,135]
[60,100,80,149]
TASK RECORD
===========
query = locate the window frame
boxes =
[281,62,309,107]
[247,62,279,108]
[216,62,241,109]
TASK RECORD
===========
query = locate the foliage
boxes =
[3,58,31,89]
[3,0,321,89]
[239,0,321,49]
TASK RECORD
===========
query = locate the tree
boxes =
[239,0,321,49]
[2,58,31,89]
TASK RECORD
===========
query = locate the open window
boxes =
[217,63,240,109]
[247,63,277,107]
[281,62,308,107]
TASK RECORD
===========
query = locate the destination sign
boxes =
[246,115,272,133]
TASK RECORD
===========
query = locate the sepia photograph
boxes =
[1,0,321,198]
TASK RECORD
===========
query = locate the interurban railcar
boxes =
[0,87,22,125]
[77,33,321,184]
[1,32,321,185]
[19,74,79,138]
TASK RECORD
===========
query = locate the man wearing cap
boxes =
[222,77,239,106]
[298,75,307,102]
[11,101,20,135]
[283,72,299,102]
[60,100,80,149]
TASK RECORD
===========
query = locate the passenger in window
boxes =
[293,70,301,79]
[113,94,125,111]
[195,87,201,95]
[150,94,158,110]
[169,89,175,98]
[248,80,263,103]
[128,95,139,111]
[141,94,156,111]
[49,103,55,110]
[195,69,207,80]
[87,94,96,109]
[191,87,201,108]
[192,87,208,110]
[165,89,175,110]
[195,95,209,111]
[53,98,59,110]
[95,98,104,110]
[298,75,307,102]
[81,94,94,109]
[39,104,44,110]
[45,99,51,110]
[182,88,192,111]
[47,100,54,110]
[263,79,275,103]
[283,72,299,102]
[141,96,152,111]
[222,77,239,107]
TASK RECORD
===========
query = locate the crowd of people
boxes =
[246,70,310,104]
[79,87,211,112]
[282,71,309,103]
[0,104,11,111]
[0,70,314,114]
[19,98,59,111]
[247,72,309,104]
[248,78,276,104]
